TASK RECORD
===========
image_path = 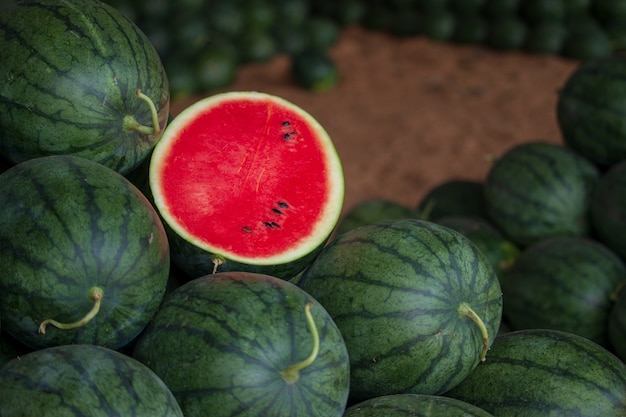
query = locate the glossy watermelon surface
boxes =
[297,218,503,402]
[132,271,350,417]
[0,155,170,350]
[0,0,169,174]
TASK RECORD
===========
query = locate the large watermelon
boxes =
[296,218,503,402]
[132,271,350,417]
[500,236,626,346]
[149,91,344,280]
[0,344,183,416]
[0,155,170,350]
[483,141,599,247]
[0,0,169,175]
[444,329,626,416]
[557,54,626,169]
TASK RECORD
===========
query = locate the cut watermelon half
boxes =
[149,91,344,279]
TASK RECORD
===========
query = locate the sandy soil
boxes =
[170,26,581,217]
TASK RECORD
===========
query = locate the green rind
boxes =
[557,54,626,169]
[590,159,626,261]
[0,344,183,416]
[297,219,503,402]
[132,271,350,417]
[0,155,170,350]
[484,141,599,247]
[500,236,626,346]
[344,394,495,417]
[165,221,328,281]
[0,0,169,174]
[444,329,626,416]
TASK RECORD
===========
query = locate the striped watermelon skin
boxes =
[557,55,626,169]
[0,0,169,175]
[132,271,350,417]
[0,344,183,416]
[344,394,495,417]
[444,329,626,416]
[484,141,599,247]
[0,155,170,350]
[500,236,626,346]
[297,219,503,402]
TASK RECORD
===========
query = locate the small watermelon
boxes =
[416,179,488,221]
[149,91,344,280]
[0,0,169,175]
[444,329,626,416]
[0,344,183,416]
[297,219,503,402]
[0,155,170,350]
[590,159,626,261]
[344,393,494,416]
[483,141,599,247]
[500,236,626,346]
[132,271,350,417]
[334,198,423,237]
[557,54,626,169]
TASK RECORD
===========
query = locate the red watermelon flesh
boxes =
[150,91,344,267]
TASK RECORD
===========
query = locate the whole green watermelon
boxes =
[484,141,599,247]
[297,219,503,402]
[0,155,170,350]
[132,271,350,417]
[0,0,169,174]
[557,54,626,169]
[0,344,183,416]
[500,236,626,346]
[444,329,626,416]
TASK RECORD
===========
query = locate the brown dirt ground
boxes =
[170,26,581,218]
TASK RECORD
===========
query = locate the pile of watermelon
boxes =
[94,0,626,97]
[1,1,626,416]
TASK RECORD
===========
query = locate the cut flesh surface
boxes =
[150,91,344,265]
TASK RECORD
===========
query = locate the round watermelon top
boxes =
[150,91,344,265]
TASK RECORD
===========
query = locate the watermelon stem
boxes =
[458,301,489,362]
[122,90,161,136]
[38,286,104,334]
[280,302,319,385]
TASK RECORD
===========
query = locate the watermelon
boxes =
[557,55,626,169]
[334,198,422,237]
[149,91,344,279]
[132,271,350,417]
[590,159,626,261]
[0,344,183,416]
[416,179,488,221]
[344,393,495,417]
[500,236,626,346]
[444,329,626,416]
[483,141,599,247]
[435,215,519,279]
[0,0,169,175]
[608,281,626,362]
[296,219,503,402]
[0,155,170,350]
